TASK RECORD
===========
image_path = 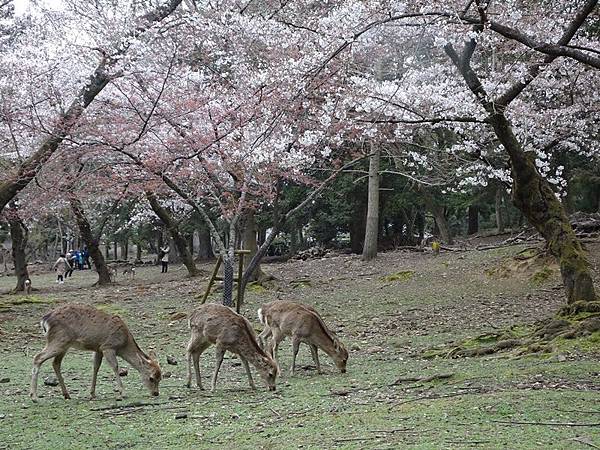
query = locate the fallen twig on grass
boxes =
[390,373,454,386]
[440,246,466,252]
[492,419,600,427]
[556,409,600,415]
[334,437,378,443]
[368,428,421,434]
[568,437,600,449]
[90,401,166,411]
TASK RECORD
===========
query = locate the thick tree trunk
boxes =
[489,113,596,303]
[468,205,479,235]
[362,147,380,261]
[196,226,214,260]
[146,192,199,276]
[495,187,505,233]
[113,241,118,260]
[105,242,110,259]
[430,203,453,245]
[349,202,366,254]
[420,188,453,245]
[69,197,112,285]
[8,212,30,292]
[136,242,142,262]
[243,211,267,282]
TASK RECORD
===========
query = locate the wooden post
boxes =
[200,256,222,304]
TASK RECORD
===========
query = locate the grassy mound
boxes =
[424,308,600,359]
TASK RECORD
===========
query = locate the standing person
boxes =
[53,254,72,284]
[65,250,75,279]
[160,245,170,273]
[83,247,91,269]
[77,250,84,270]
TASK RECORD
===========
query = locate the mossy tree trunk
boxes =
[444,21,597,305]
[489,113,596,304]
[146,192,199,277]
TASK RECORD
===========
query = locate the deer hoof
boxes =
[63,393,71,400]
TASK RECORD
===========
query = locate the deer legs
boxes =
[240,356,256,390]
[211,346,226,391]
[103,349,124,399]
[186,340,209,389]
[309,344,321,374]
[90,351,103,399]
[30,346,64,402]
[52,353,70,399]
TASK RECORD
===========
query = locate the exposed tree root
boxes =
[560,301,600,315]
[423,310,600,359]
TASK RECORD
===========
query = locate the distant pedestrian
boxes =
[160,245,170,273]
[83,247,91,269]
[53,254,72,284]
[76,250,84,270]
[65,250,75,278]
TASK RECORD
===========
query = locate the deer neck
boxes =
[243,347,270,371]
[311,333,338,357]
[119,342,149,373]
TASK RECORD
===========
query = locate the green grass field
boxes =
[0,246,598,449]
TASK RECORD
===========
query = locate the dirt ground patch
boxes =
[0,242,598,449]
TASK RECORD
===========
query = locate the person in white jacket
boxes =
[53,254,72,284]
[160,245,170,273]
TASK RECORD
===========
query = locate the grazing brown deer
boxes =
[186,303,278,391]
[30,303,161,402]
[257,301,348,375]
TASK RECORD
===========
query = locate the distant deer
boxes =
[30,303,161,402]
[108,265,118,282]
[186,303,278,391]
[257,301,348,375]
[122,265,136,280]
[24,279,32,295]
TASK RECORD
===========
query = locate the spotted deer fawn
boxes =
[186,303,278,391]
[30,303,161,402]
[257,301,348,375]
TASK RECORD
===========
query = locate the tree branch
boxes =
[495,0,598,107]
